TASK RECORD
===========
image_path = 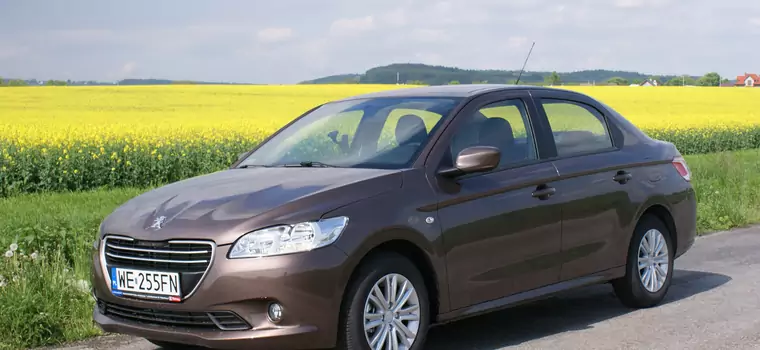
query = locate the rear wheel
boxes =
[337,252,430,350]
[613,215,674,308]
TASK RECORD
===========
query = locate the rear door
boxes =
[530,90,639,281]
[426,91,563,310]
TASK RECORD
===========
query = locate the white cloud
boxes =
[750,17,760,27]
[380,8,408,28]
[614,0,670,8]
[506,36,529,49]
[256,27,294,43]
[615,0,645,8]
[411,29,450,43]
[329,16,375,36]
[121,62,136,75]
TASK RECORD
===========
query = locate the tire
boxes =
[337,252,430,350]
[612,215,674,308]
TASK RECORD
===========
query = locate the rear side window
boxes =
[541,99,614,157]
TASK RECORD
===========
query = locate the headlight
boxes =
[228,216,349,258]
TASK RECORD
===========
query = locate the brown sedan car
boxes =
[91,84,697,350]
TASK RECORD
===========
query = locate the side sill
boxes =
[433,265,625,325]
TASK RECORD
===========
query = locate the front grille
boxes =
[98,300,250,331]
[103,236,215,301]
[104,237,212,273]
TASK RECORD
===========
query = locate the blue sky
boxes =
[1,0,758,83]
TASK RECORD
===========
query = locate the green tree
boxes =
[607,77,629,86]
[697,72,721,87]
[632,79,643,85]
[8,79,27,86]
[665,75,696,86]
[544,71,561,85]
[45,80,68,86]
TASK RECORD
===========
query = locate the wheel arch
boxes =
[636,203,678,252]
[339,236,442,324]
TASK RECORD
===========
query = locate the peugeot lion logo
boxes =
[150,215,167,230]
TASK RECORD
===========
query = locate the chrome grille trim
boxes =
[106,243,210,255]
[100,235,216,301]
[105,251,209,264]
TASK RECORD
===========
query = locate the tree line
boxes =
[301,64,733,87]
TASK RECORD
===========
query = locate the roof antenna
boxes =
[514,41,535,85]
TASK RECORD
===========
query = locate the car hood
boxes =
[101,167,402,245]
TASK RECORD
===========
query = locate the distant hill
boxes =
[300,63,700,86]
[299,74,361,84]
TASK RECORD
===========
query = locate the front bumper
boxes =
[91,242,349,349]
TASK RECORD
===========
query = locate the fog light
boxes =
[268,302,283,323]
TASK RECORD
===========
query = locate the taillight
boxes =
[672,156,691,181]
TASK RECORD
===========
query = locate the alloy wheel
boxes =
[363,273,421,350]
[637,229,670,293]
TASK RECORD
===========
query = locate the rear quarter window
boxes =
[540,99,614,157]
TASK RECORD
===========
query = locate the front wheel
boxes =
[613,215,674,308]
[337,252,430,350]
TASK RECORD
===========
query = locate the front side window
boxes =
[541,99,614,157]
[239,97,460,169]
[447,99,537,171]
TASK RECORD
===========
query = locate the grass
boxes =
[685,149,760,232]
[0,188,146,350]
[2,149,760,349]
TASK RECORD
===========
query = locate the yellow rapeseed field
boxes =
[1,84,759,195]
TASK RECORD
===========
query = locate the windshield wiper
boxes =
[280,161,339,168]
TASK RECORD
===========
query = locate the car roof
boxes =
[335,84,563,101]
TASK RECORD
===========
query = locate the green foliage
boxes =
[45,80,68,86]
[665,75,697,86]
[345,63,682,86]
[0,134,267,197]
[0,188,146,349]
[607,77,629,86]
[4,80,28,87]
[545,72,561,85]
[644,127,760,155]
[3,125,760,197]
[697,72,721,87]
[685,149,760,232]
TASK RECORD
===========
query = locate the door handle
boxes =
[613,170,632,184]
[532,185,556,200]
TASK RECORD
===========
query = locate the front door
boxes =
[429,93,563,310]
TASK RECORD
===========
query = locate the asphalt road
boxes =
[48,226,760,350]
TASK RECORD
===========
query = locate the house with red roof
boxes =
[736,73,760,87]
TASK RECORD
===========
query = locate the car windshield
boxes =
[238,96,461,169]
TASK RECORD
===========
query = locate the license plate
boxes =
[110,267,181,300]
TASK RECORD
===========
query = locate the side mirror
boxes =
[438,146,501,177]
